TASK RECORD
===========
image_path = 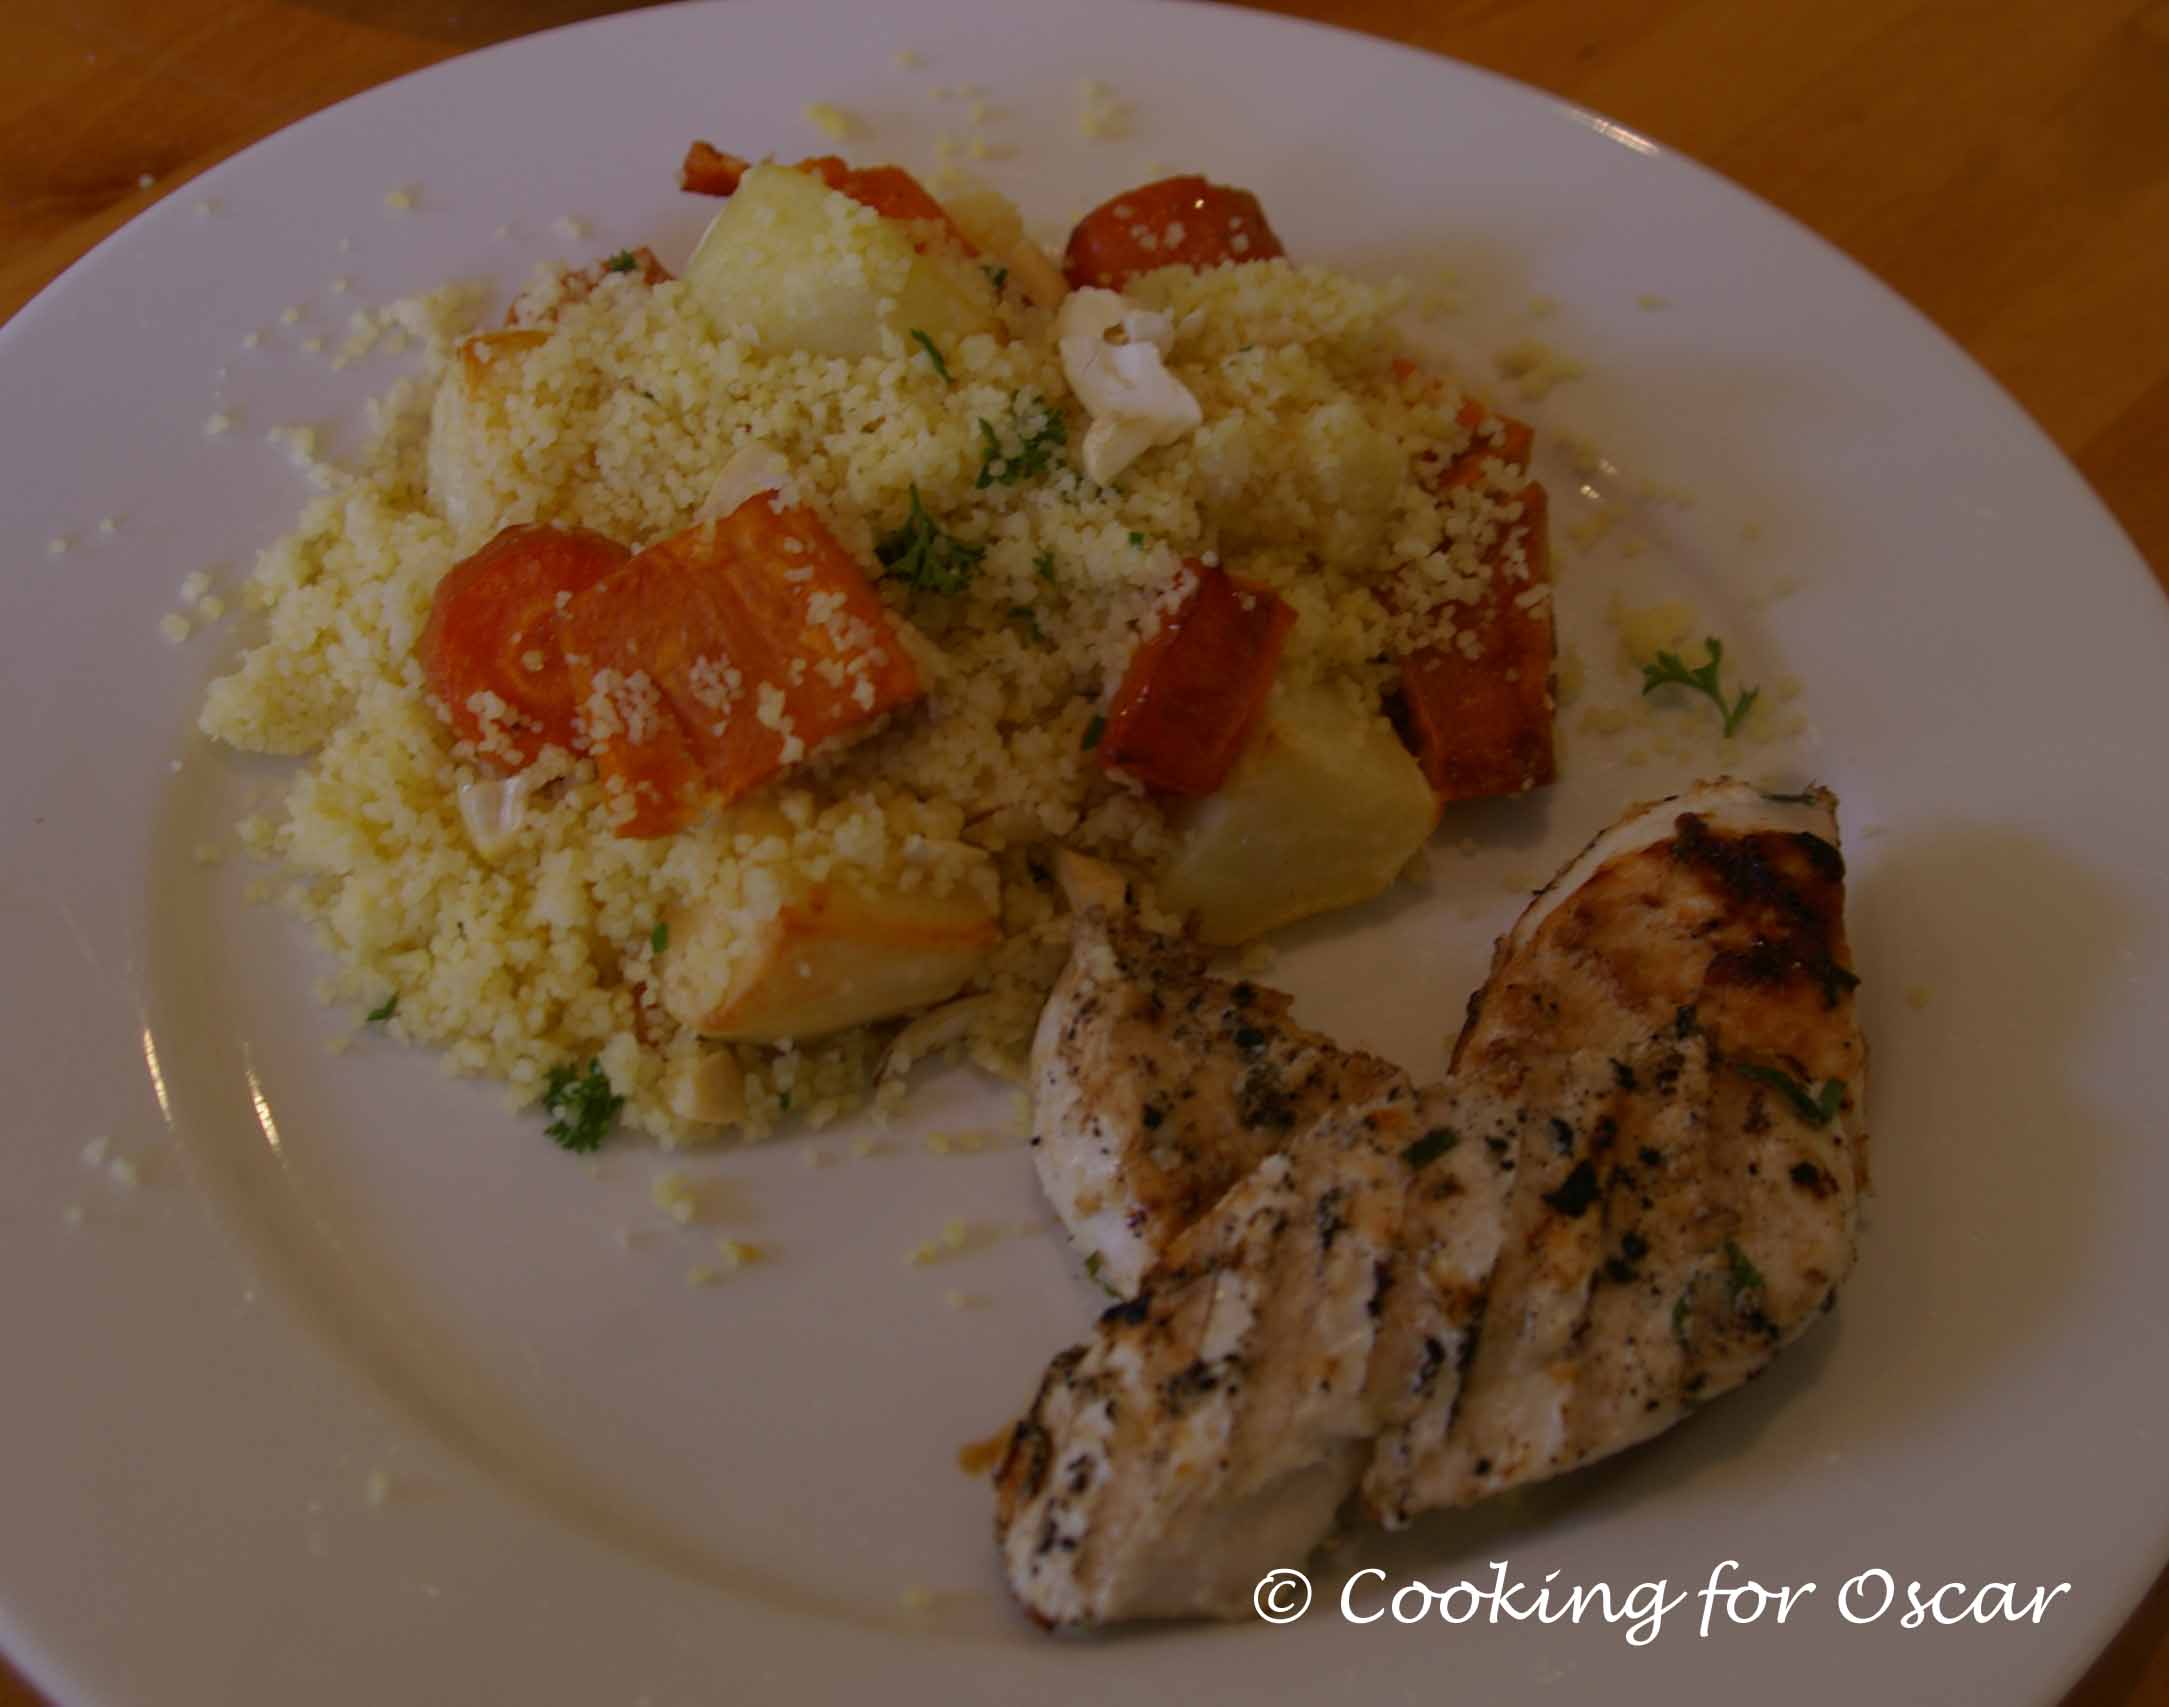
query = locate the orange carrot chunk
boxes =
[1399,482,1557,802]
[1064,175,1285,291]
[1099,562,1295,796]
[418,523,632,773]
[562,497,923,838]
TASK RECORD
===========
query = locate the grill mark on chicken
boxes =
[1000,779,1867,1623]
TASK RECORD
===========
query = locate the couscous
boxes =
[199,157,1553,1146]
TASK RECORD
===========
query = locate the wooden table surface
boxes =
[2,1,2162,1701]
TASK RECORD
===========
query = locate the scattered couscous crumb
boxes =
[80,1136,110,1169]
[1495,338,1585,402]
[62,1204,84,1230]
[193,197,218,217]
[1904,984,1933,1010]
[716,1237,766,1269]
[97,515,119,536]
[364,1468,393,1508]
[899,1584,935,1612]
[46,535,70,558]
[685,1264,721,1288]
[1635,293,1670,311]
[382,187,414,212]
[651,1170,701,1224]
[180,569,211,603]
[891,48,923,70]
[108,1156,140,1190]
[202,411,233,437]
[242,331,261,350]
[280,306,303,326]
[550,214,588,241]
[159,613,193,645]
[1077,78,1130,141]
[1632,475,1695,508]
[802,102,858,140]
[137,172,155,190]
[1607,595,1701,670]
[943,1289,982,1310]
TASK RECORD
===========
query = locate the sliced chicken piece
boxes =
[1028,911,1406,1295]
[995,1088,1416,1626]
[997,778,1868,1620]
[1376,779,1866,1518]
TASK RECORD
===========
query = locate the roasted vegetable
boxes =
[683,162,993,358]
[1158,683,1438,944]
[660,862,1000,1041]
[417,522,630,771]
[1098,562,1294,796]
[1063,175,1285,291]
[560,496,922,836]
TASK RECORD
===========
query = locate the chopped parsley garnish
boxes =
[1127,531,1146,550]
[1671,1287,1694,1345]
[1402,1127,1461,1170]
[982,263,1009,293]
[650,921,669,954]
[1640,636,1759,737]
[974,396,1068,488]
[1084,1251,1120,1298]
[1723,1238,1765,1301]
[365,993,398,1023]
[541,1059,622,1154]
[1081,714,1106,750]
[1032,549,1056,583]
[1759,786,1822,805]
[1006,603,1044,641]
[908,328,951,382]
[876,485,984,595]
[1733,1060,1844,1126]
[602,250,638,273]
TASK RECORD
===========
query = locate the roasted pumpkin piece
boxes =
[1097,562,1295,797]
[1399,482,1558,802]
[1063,174,1285,291]
[560,497,922,836]
[418,522,631,772]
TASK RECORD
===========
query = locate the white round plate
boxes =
[4,2,2165,1702]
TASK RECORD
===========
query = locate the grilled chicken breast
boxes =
[998,1087,1417,1624]
[1029,916,1405,1296]
[997,779,1867,1624]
